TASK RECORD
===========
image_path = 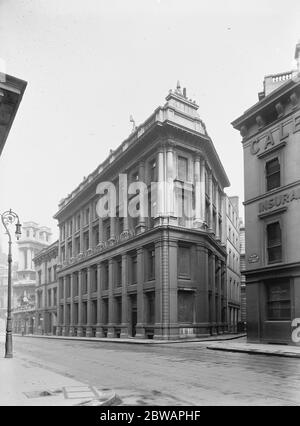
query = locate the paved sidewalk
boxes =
[206,340,300,359]
[0,335,116,406]
[16,332,246,345]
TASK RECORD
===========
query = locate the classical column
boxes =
[71,218,76,258]
[168,240,178,338]
[77,270,83,336]
[193,155,202,227]
[210,255,217,335]
[86,267,93,337]
[88,203,93,249]
[157,147,165,218]
[56,279,62,336]
[58,226,62,264]
[136,161,146,234]
[62,276,67,336]
[221,262,227,331]
[98,217,104,243]
[216,259,222,333]
[110,217,116,241]
[215,186,220,240]
[135,248,145,338]
[195,245,210,335]
[69,274,75,336]
[79,211,84,254]
[208,172,213,232]
[107,259,115,337]
[200,158,206,225]
[120,254,129,338]
[221,193,227,245]
[154,231,170,339]
[27,248,32,270]
[166,143,175,217]
[96,263,104,337]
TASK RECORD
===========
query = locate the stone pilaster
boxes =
[86,267,92,337]
[62,276,67,336]
[96,263,104,337]
[107,259,115,337]
[135,248,145,338]
[77,270,83,336]
[69,274,75,336]
[120,254,129,338]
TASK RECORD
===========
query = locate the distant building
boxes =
[12,222,52,334]
[225,196,241,333]
[239,222,246,325]
[33,241,58,335]
[232,42,300,345]
[53,84,231,340]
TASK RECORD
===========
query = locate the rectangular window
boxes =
[178,291,194,323]
[266,158,280,191]
[82,270,88,294]
[178,156,188,182]
[115,258,122,287]
[147,248,155,280]
[53,288,57,306]
[83,231,89,251]
[75,236,80,255]
[150,160,157,182]
[146,292,155,324]
[93,225,99,247]
[131,254,137,284]
[102,262,109,290]
[48,267,52,283]
[178,246,191,278]
[91,266,98,292]
[48,289,52,307]
[266,281,291,320]
[267,222,282,263]
[85,208,90,225]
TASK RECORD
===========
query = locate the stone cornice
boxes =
[232,76,300,131]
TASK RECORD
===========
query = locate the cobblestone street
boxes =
[1,335,299,406]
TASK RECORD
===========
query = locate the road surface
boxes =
[2,335,300,405]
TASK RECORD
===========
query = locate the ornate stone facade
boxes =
[54,84,231,340]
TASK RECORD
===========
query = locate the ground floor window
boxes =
[266,280,291,320]
[178,290,194,323]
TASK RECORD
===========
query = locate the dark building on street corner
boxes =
[0,73,27,157]
[232,43,300,345]
[54,83,234,340]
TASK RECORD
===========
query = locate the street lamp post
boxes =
[1,209,21,358]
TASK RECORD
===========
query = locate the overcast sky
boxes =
[0,0,299,256]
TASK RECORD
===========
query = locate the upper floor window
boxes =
[178,246,191,278]
[178,156,188,182]
[266,158,280,191]
[150,160,157,183]
[85,208,90,225]
[266,221,282,263]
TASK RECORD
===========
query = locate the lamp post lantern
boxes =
[1,209,21,358]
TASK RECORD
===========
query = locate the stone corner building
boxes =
[232,43,300,345]
[54,84,231,340]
